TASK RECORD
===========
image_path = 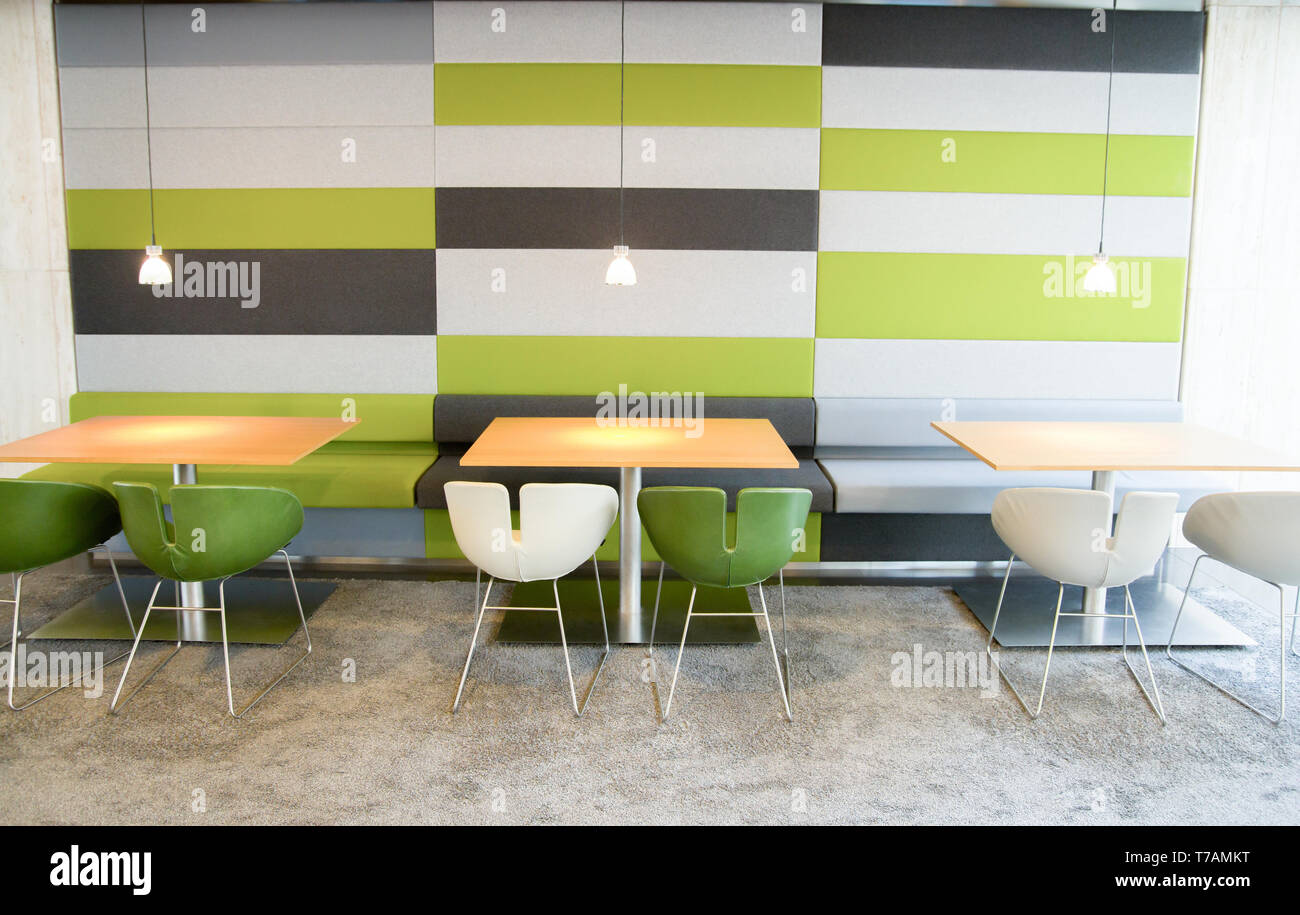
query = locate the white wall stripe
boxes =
[434,1,620,64]
[624,126,819,189]
[819,191,1193,257]
[436,249,816,337]
[75,336,438,395]
[822,67,1201,136]
[436,126,619,187]
[58,67,143,129]
[625,2,822,65]
[146,65,434,128]
[813,339,1181,399]
[62,128,147,190]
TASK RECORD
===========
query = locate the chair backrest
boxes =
[444,481,519,580]
[1107,491,1180,586]
[992,487,1176,588]
[1183,491,1300,586]
[518,483,618,581]
[638,486,812,588]
[0,479,121,574]
[444,481,618,582]
[114,482,303,582]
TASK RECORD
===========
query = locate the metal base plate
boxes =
[26,577,334,646]
[954,579,1256,648]
[495,578,761,645]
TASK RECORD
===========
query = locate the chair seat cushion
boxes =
[415,455,833,512]
[819,459,1232,514]
[22,442,436,509]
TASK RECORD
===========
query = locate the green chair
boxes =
[109,482,310,718]
[638,486,812,722]
[0,479,135,709]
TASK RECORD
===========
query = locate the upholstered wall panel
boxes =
[56,1,1200,404]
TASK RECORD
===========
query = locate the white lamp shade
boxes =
[1082,253,1116,294]
[138,245,173,285]
[604,245,636,286]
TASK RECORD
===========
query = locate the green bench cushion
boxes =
[23,443,436,509]
[69,392,435,443]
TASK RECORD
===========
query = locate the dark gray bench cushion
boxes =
[434,394,816,450]
[416,453,833,512]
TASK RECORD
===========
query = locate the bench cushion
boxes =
[415,453,833,512]
[820,459,1232,514]
[434,394,815,450]
[70,392,435,443]
[23,442,436,509]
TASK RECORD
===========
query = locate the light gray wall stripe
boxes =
[62,128,147,190]
[822,67,1201,136]
[819,191,1193,257]
[813,339,1181,399]
[54,4,142,67]
[146,65,434,128]
[436,126,619,188]
[434,1,620,63]
[624,127,820,190]
[144,3,434,67]
[75,335,438,395]
[57,68,143,129]
[625,2,821,65]
[435,249,816,337]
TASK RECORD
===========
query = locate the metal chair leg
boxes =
[553,579,581,716]
[984,557,1064,720]
[646,561,666,721]
[1167,555,1288,724]
[778,568,792,712]
[758,582,793,721]
[1289,587,1299,658]
[1121,585,1167,724]
[451,574,492,714]
[110,579,182,715]
[223,553,313,719]
[662,584,696,721]
[576,556,609,717]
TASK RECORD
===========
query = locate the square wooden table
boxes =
[460,416,798,643]
[0,415,354,644]
[932,420,1300,647]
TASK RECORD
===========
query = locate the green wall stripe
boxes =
[434,63,621,125]
[816,252,1186,342]
[66,188,437,249]
[624,64,821,128]
[437,336,814,396]
[820,129,1194,196]
[424,509,821,561]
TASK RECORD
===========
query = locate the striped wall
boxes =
[57,2,1202,402]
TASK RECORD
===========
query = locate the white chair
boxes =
[988,488,1178,722]
[445,481,618,717]
[1167,492,1300,724]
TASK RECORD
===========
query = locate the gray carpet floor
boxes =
[0,567,1296,825]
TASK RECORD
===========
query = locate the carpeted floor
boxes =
[0,567,1296,825]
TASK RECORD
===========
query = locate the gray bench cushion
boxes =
[819,458,1234,514]
[435,394,816,449]
[416,454,833,512]
[815,397,1185,454]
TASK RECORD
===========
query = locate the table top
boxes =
[460,417,799,469]
[0,415,356,466]
[931,420,1300,472]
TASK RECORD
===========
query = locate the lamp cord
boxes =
[1097,0,1117,255]
[141,2,157,246]
[618,0,625,248]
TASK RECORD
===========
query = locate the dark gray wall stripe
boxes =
[821,5,1203,74]
[144,4,434,67]
[54,4,143,67]
[70,250,435,335]
[436,187,819,251]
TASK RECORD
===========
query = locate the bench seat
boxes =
[22,441,436,509]
[819,458,1235,514]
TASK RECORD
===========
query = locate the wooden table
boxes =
[932,420,1300,646]
[0,415,353,642]
[461,417,798,643]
